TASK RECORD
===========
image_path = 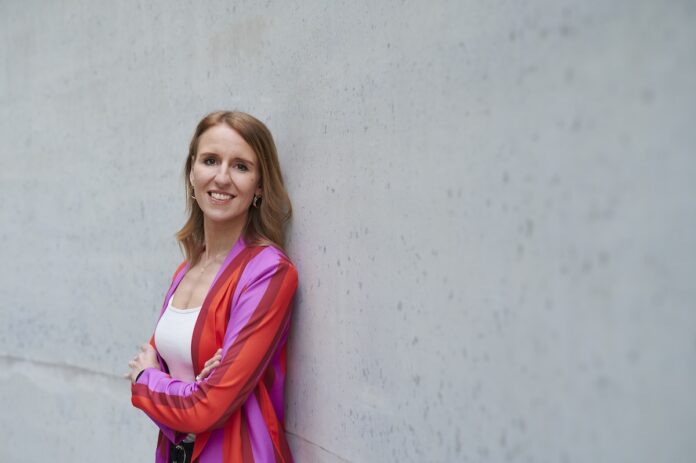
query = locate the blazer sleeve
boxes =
[130,251,298,435]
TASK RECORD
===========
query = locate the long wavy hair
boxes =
[175,111,292,266]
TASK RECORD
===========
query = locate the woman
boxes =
[126,111,298,463]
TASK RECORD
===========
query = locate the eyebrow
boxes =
[199,152,255,166]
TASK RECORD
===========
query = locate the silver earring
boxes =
[253,195,260,208]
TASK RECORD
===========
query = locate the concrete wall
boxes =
[1,1,695,462]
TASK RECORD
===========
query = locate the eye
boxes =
[235,163,249,172]
[203,157,217,165]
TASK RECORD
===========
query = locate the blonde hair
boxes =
[175,110,292,266]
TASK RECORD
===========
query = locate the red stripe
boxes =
[190,247,264,377]
[208,264,296,428]
[258,383,294,463]
[263,358,276,390]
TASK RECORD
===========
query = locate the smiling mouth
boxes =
[208,192,235,201]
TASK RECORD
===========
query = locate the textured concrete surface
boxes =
[1,1,695,462]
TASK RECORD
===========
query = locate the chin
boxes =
[202,210,248,224]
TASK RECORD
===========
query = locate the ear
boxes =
[189,168,194,187]
[255,182,263,197]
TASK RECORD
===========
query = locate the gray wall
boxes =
[1,1,695,462]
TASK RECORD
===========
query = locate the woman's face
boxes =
[189,124,262,226]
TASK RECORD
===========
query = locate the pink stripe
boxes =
[221,249,279,354]
[156,433,170,463]
[230,247,282,310]
[153,417,177,447]
[165,264,189,312]
[269,329,290,422]
[245,392,275,462]
[198,428,224,463]
[137,368,198,397]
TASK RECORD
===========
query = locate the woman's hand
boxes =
[196,348,223,382]
[125,343,160,384]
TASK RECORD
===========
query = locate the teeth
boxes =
[210,192,233,200]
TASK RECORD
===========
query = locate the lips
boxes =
[208,191,235,203]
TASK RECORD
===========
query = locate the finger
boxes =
[200,361,219,379]
[203,362,218,377]
[123,372,131,379]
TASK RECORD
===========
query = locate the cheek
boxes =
[237,174,260,192]
[192,166,212,183]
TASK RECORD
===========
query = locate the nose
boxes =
[213,163,233,185]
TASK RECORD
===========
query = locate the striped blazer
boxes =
[131,236,298,462]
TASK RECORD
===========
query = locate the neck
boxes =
[201,213,248,262]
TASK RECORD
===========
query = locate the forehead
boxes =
[197,124,256,161]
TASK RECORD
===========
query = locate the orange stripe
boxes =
[208,264,296,428]
[223,412,244,461]
[191,248,264,377]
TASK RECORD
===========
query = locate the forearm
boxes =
[132,369,221,434]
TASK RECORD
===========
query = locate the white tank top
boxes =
[154,297,202,383]
[154,296,201,442]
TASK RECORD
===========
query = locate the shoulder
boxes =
[241,244,297,285]
[170,260,188,281]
